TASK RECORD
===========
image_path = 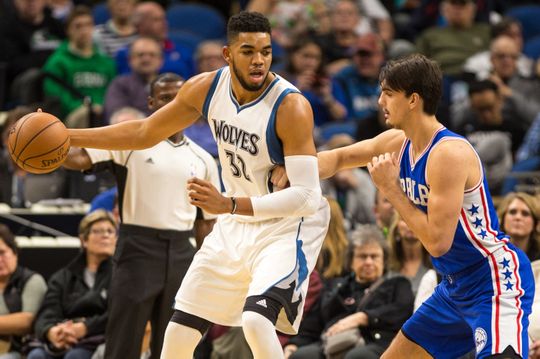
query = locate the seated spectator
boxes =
[103,37,163,120]
[497,192,540,261]
[333,33,385,133]
[415,0,490,77]
[42,6,116,126]
[315,0,373,75]
[464,17,534,81]
[454,80,528,194]
[93,0,138,58]
[27,210,117,359]
[280,37,347,130]
[0,0,65,107]
[484,35,540,125]
[0,224,47,359]
[284,224,414,359]
[387,214,431,295]
[115,2,194,79]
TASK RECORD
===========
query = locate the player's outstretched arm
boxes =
[67,72,214,150]
[318,129,405,179]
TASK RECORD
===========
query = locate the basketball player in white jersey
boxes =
[314,54,533,358]
[66,11,330,359]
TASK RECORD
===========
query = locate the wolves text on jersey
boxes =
[212,119,260,156]
[400,177,429,207]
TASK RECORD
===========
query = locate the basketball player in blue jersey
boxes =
[65,11,330,359]
[316,54,534,358]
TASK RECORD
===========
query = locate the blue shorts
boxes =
[403,245,534,359]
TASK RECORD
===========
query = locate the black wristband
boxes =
[230,197,237,214]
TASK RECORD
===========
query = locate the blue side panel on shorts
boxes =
[202,67,224,119]
[265,88,299,165]
[295,218,308,290]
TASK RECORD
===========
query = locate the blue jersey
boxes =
[399,127,533,358]
[398,127,508,275]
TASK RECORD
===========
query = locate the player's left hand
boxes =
[187,177,230,214]
[367,152,400,194]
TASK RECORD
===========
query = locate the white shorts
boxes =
[174,198,330,334]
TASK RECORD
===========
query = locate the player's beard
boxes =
[231,61,268,92]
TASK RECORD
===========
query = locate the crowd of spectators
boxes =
[1,0,540,358]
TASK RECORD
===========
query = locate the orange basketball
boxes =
[7,111,70,174]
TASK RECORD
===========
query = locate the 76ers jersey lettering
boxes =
[398,127,508,275]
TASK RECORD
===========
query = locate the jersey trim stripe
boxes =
[202,67,224,119]
[409,126,445,170]
[460,210,502,352]
[266,88,299,165]
[503,246,525,354]
[228,76,280,113]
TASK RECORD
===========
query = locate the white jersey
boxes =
[203,67,300,221]
[86,137,220,230]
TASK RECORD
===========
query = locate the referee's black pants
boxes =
[104,223,195,359]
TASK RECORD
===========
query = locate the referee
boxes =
[63,73,220,359]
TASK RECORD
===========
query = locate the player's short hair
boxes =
[150,73,184,97]
[379,54,442,115]
[227,11,271,44]
[0,224,18,255]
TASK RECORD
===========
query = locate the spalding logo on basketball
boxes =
[7,111,70,174]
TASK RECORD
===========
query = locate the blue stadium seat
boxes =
[166,3,226,40]
[524,35,540,60]
[92,3,110,25]
[505,5,540,41]
[168,30,205,52]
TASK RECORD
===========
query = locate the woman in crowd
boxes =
[284,224,414,359]
[280,37,348,130]
[27,210,117,359]
[387,214,431,295]
[316,198,350,281]
[497,192,540,261]
[0,224,47,359]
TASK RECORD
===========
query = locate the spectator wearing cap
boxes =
[27,210,117,359]
[415,0,490,77]
[454,80,528,194]
[332,33,385,133]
